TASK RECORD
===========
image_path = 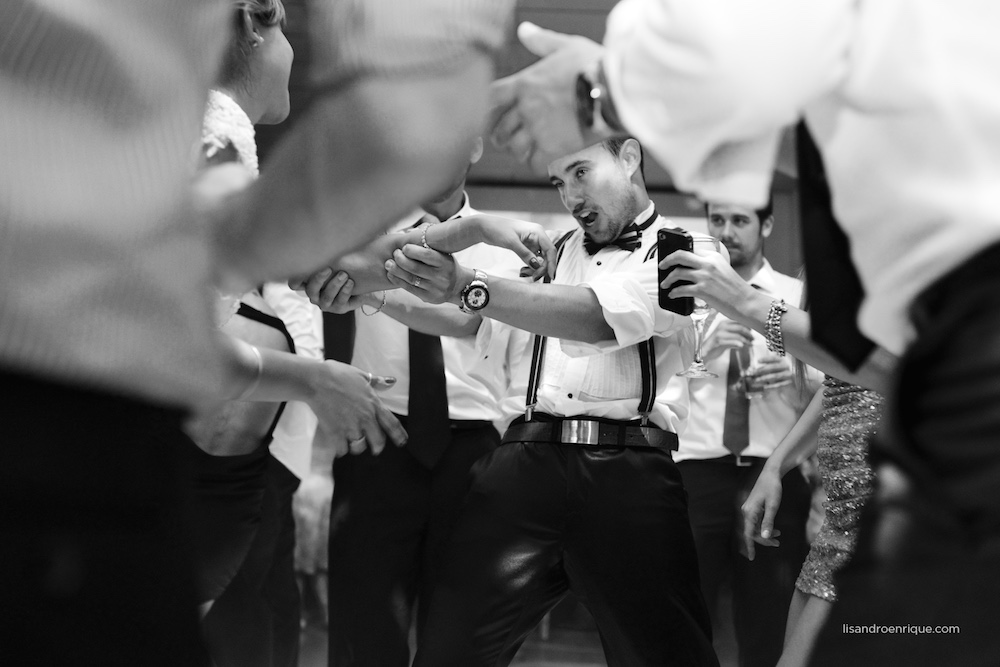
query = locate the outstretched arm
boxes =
[661,249,897,392]
[218,335,406,457]
[302,269,482,338]
[384,245,625,345]
[291,213,557,298]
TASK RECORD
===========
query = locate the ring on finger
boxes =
[366,371,373,384]
[413,277,422,288]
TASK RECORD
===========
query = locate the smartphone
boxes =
[657,228,694,315]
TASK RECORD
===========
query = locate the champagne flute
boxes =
[677,237,722,378]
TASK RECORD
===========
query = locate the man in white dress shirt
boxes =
[309,140,530,667]
[480,2,1000,663]
[384,138,717,667]
[676,200,821,667]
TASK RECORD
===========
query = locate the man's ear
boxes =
[469,136,484,165]
[621,138,641,178]
[760,214,774,239]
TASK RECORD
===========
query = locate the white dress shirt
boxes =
[675,261,823,462]
[482,204,697,433]
[351,195,523,422]
[603,0,1000,356]
[263,283,322,480]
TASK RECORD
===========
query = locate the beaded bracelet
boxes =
[361,290,387,316]
[765,299,789,356]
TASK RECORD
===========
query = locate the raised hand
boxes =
[659,248,759,321]
[488,22,607,174]
[470,214,557,279]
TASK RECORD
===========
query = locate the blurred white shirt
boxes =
[604,0,1000,356]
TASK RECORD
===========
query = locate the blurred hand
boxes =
[488,22,606,174]
[747,353,794,390]
[702,319,753,361]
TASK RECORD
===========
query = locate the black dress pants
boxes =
[413,442,718,667]
[327,419,499,667]
[0,370,208,666]
[812,242,1000,667]
[678,457,811,667]
[203,455,302,667]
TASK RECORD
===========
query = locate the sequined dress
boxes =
[795,376,882,602]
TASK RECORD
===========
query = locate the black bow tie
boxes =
[583,209,658,255]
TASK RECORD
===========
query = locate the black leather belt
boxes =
[503,418,678,450]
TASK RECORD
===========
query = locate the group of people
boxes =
[3,1,999,667]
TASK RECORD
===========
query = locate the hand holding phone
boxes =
[657,228,694,315]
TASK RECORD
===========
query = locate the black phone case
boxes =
[657,228,695,315]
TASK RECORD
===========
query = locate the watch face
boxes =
[466,286,489,310]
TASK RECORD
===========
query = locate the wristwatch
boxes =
[459,269,490,313]
[575,59,625,135]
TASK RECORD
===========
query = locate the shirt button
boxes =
[567,393,573,399]
[596,261,602,266]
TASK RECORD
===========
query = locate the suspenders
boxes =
[523,231,658,426]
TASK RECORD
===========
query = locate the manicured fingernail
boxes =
[384,377,396,385]
[384,260,393,270]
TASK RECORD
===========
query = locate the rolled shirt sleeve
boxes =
[602,0,854,207]
[562,269,690,357]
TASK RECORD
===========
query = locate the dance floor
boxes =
[297,595,608,667]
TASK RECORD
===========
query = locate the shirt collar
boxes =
[748,259,780,294]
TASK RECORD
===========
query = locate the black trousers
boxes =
[203,455,302,667]
[812,242,1000,667]
[678,457,811,667]
[0,370,208,665]
[327,419,500,667]
[413,442,718,667]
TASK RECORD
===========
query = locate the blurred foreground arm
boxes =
[211,0,516,293]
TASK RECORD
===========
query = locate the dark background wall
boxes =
[256,0,803,276]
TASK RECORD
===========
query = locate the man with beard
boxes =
[675,200,821,667]
[378,138,718,667]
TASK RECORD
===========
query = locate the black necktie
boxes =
[722,346,751,456]
[583,209,658,255]
[322,311,356,364]
[406,330,450,469]
[796,122,875,370]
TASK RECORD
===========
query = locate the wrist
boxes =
[451,266,476,304]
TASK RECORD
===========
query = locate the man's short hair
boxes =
[704,195,774,225]
[602,137,645,182]
[218,0,287,90]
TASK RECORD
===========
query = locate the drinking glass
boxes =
[677,237,722,378]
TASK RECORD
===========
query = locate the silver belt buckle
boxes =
[560,419,600,445]
[734,454,753,467]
